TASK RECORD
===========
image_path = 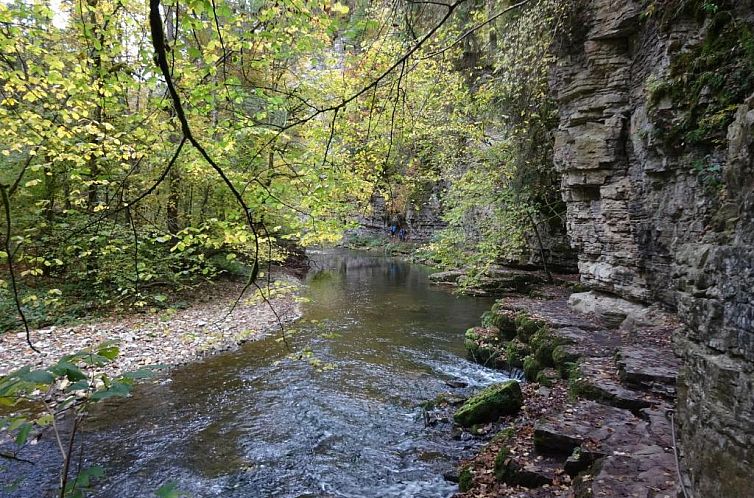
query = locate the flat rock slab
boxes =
[428,270,465,284]
[499,452,565,488]
[616,345,679,387]
[533,401,658,456]
[573,449,679,498]
[551,327,622,356]
[495,292,607,331]
[576,357,656,411]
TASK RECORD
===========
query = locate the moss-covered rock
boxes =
[494,447,511,482]
[458,467,473,492]
[514,312,548,342]
[464,326,503,365]
[567,364,586,398]
[523,355,543,381]
[552,345,582,377]
[504,338,531,368]
[648,6,754,150]
[552,344,580,366]
[481,308,518,340]
[493,310,518,340]
[453,380,523,427]
[530,328,560,367]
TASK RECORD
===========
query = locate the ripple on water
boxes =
[10,250,499,498]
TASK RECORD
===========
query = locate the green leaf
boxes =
[90,381,131,401]
[35,413,53,427]
[121,368,158,380]
[96,345,120,361]
[15,422,32,446]
[19,369,55,385]
[50,361,86,382]
[66,380,91,392]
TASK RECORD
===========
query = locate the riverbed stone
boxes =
[428,270,465,285]
[453,380,523,427]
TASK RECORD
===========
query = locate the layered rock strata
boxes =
[551,1,754,494]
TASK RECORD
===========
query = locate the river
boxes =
[10,249,514,497]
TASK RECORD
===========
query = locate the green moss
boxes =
[567,363,586,400]
[523,355,542,380]
[458,467,473,492]
[514,312,547,343]
[494,447,511,482]
[481,307,517,340]
[480,310,495,328]
[493,311,517,340]
[504,339,530,368]
[464,326,504,366]
[530,328,558,367]
[536,368,560,387]
[648,8,754,152]
[552,345,581,376]
[453,380,523,427]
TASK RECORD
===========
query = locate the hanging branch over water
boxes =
[1,184,40,354]
[149,0,260,287]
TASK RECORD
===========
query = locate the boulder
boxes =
[463,327,503,366]
[568,291,655,329]
[453,380,523,427]
[428,269,466,284]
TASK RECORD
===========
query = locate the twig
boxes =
[59,414,81,498]
[0,452,34,464]
[64,136,186,241]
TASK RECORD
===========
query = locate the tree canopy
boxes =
[1,0,565,331]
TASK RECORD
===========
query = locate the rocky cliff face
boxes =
[354,185,448,243]
[551,1,754,495]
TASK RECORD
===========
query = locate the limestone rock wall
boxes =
[353,185,448,243]
[551,1,754,495]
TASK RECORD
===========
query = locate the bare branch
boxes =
[421,0,530,59]
[0,184,40,353]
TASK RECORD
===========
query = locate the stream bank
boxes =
[437,274,683,497]
[0,272,303,379]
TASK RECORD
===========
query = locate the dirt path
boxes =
[0,275,303,378]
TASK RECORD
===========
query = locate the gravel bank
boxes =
[0,275,303,378]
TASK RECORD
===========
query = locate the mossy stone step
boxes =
[453,380,523,427]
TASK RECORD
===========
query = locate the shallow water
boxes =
[7,249,513,497]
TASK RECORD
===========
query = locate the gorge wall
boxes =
[354,186,448,243]
[551,1,754,495]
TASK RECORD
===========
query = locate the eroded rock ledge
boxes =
[453,287,682,497]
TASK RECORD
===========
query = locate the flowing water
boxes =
[8,249,515,497]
